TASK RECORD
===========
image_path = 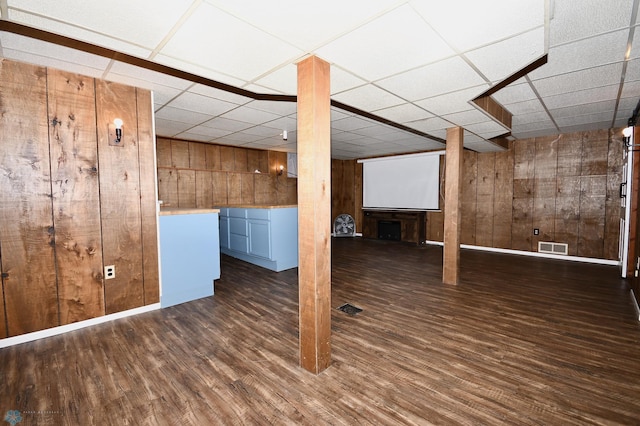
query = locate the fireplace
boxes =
[378,220,401,241]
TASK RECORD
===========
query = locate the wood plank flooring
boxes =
[1,238,640,425]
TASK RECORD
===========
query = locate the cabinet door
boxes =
[249,220,271,259]
[219,216,229,249]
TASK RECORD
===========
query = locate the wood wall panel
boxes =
[493,147,514,248]
[196,171,213,208]
[532,136,558,247]
[512,140,535,251]
[47,69,105,325]
[241,173,255,204]
[171,140,189,168]
[156,138,172,168]
[354,161,363,233]
[0,60,59,336]
[555,176,581,256]
[95,80,144,314]
[234,147,249,172]
[220,146,235,171]
[227,173,243,204]
[475,153,495,247]
[604,130,624,260]
[255,174,277,205]
[460,151,477,245]
[205,144,220,170]
[157,169,178,207]
[212,171,229,205]
[189,142,206,169]
[177,170,196,208]
[248,149,269,174]
[269,151,287,176]
[135,88,159,306]
[578,175,607,258]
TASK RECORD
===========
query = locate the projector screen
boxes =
[358,151,444,211]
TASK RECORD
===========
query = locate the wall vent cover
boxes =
[538,241,568,255]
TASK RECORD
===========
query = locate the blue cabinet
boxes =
[159,210,220,308]
[218,206,297,272]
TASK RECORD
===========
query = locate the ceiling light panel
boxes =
[412,0,544,52]
[160,3,303,82]
[316,4,455,82]
[378,56,486,101]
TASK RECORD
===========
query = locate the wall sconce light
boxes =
[623,126,633,146]
[109,118,124,147]
[278,165,284,176]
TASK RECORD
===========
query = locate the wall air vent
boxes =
[538,241,568,256]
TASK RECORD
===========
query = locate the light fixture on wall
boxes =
[278,165,284,176]
[109,118,124,147]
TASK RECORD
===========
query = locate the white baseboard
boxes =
[0,303,160,349]
[424,240,619,266]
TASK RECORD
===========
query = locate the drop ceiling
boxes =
[0,0,638,159]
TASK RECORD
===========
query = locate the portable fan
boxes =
[333,214,355,237]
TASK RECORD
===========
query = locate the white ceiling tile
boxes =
[154,54,248,87]
[529,30,628,80]
[550,0,632,46]
[442,109,489,126]
[316,4,455,81]
[154,106,213,125]
[216,132,265,144]
[550,100,617,120]
[174,132,214,143]
[331,66,368,94]
[466,27,545,82]
[6,10,153,59]
[622,58,640,82]
[378,56,487,101]
[186,125,234,139]
[189,84,253,105]
[543,85,620,110]
[108,61,193,91]
[556,111,615,128]
[493,81,538,105]
[414,85,488,115]
[333,84,405,111]
[167,92,238,116]
[532,63,623,97]
[413,0,544,52]
[505,99,545,115]
[245,100,297,116]
[405,116,454,133]
[241,126,283,138]
[1,47,106,79]
[160,3,303,81]
[332,116,377,132]
[154,119,195,138]
[513,111,553,126]
[219,106,282,125]
[372,103,433,123]
[207,0,401,51]
[465,120,508,136]
[241,83,288,95]
[200,117,254,132]
[9,0,193,48]
[251,64,297,95]
[560,120,615,134]
[262,116,298,132]
[512,119,557,136]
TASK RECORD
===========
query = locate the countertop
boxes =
[218,205,297,209]
[159,208,220,216]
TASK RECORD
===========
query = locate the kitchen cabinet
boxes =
[218,206,297,272]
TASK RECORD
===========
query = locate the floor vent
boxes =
[538,241,568,255]
[337,303,363,316]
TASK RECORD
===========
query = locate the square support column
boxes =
[297,55,331,374]
[443,127,463,285]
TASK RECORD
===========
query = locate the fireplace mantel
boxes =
[362,210,427,245]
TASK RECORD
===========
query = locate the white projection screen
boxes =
[359,151,444,210]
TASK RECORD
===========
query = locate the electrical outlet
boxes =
[104,265,115,280]
[533,228,539,235]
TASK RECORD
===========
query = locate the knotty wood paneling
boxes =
[461,150,477,245]
[0,60,59,336]
[248,149,269,174]
[475,153,495,247]
[136,89,159,306]
[255,173,277,205]
[177,170,196,208]
[241,173,255,204]
[47,68,104,325]
[196,170,214,208]
[493,146,514,248]
[205,144,220,170]
[512,139,535,251]
[234,147,249,172]
[227,172,243,205]
[156,138,172,168]
[212,171,229,205]
[171,140,189,168]
[189,142,206,169]
[95,80,144,314]
[157,169,178,207]
[532,136,558,247]
[220,146,235,171]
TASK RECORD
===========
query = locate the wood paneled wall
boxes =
[0,59,158,338]
[157,138,297,207]
[334,129,624,260]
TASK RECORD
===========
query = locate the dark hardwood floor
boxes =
[1,238,640,425]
